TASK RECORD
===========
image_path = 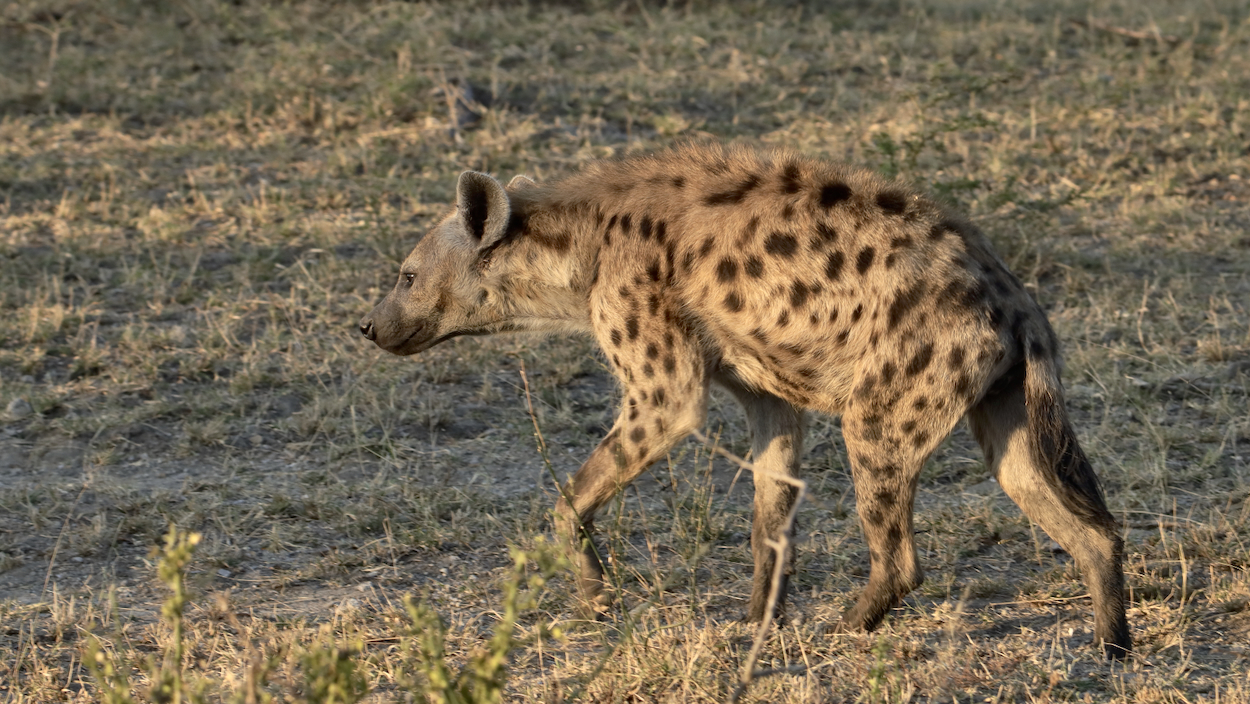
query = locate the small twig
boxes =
[42,483,88,598]
[690,431,808,703]
[1069,18,1180,47]
[989,594,1092,607]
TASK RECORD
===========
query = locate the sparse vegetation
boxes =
[2,0,1249,701]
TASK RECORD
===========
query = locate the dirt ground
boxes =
[2,1,1250,701]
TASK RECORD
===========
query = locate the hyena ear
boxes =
[507,174,538,191]
[456,171,512,248]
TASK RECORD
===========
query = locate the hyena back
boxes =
[360,143,1130,658]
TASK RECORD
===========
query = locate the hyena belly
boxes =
[360,143,1130,659]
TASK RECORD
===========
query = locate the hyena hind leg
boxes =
[835,420,935,633]
[967,376,1131,659]
[720,376,805,623]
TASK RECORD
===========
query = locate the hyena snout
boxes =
[359,318,376,341]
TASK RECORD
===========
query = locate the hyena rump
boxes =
[360,143,1131,658]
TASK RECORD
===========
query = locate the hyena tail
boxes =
[1023,338,1118,531]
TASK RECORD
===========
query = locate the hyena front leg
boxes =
[555,313,710,615]
[719,375,805,622]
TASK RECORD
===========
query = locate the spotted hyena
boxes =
[359,143,1130,658]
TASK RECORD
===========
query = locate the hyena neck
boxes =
[482,188,604,337]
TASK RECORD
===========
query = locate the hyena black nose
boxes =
[359,320,376,340]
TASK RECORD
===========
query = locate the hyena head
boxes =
[359,171,530,355]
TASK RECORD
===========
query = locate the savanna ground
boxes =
[2,0,1249,701]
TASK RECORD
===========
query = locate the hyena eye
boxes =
[403,273,415,286]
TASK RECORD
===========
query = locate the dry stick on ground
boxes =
[1069,18,1181,47]
[689,430,810,704]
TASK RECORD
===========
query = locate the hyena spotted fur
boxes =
[360,142,1131,658]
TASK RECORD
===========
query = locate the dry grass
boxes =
[2,0,1249,701]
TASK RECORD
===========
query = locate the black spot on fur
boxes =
[698,237,715,258]
[913,397,927,410]
[716,258,739,282]
[874,488,898,508]
[648,293,661,316]
[533,229,571,252]
[949,346,965,369]
[851,304,864,322]
[781,162,802,194]
[639,216,654,240]
[887,281,927,330]
[628,407,638,420]
[780,342,805,356]
[836,330,849,345]
[856,247,876,275]
[809,312,819,325]
[764,232,799,258]
[789,280,810,308]
[928,220,957,241]
[724,291,743,312]
[630,427,646,443]
[829,308,839,322]
[885,525,903,548]
[954,374,974,399]
[905,343,934,376]
[645,343,659,359]
[876,190,907,214]
[626,317,640,340]
[815,222,838,245]
[862,414,884,441]
[663,355,676,375]
[901,420,917,434]
[776,309,790,327]
[745,256,765,278]
[620,214,632,236]
[704,174,761,206]
[750,328,769,343]
[654,387,667,405]
[889,235,913,249]
[655,220,667,245]
[681,251,696,272]
[911,430,929,448]
[884,253,897,268]
[606,214,618,233]
[781,202,795,220]
[988,305,1005,327]
[824,251,845,281]
[820,182,852,208]
[647,260,661,282]
[610,329,622,347]
[880,362,896,386]
[672,176,685,189]
[642,362,654,378]
[740,217,759,244]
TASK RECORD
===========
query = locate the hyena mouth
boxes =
[394,327,463,356]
